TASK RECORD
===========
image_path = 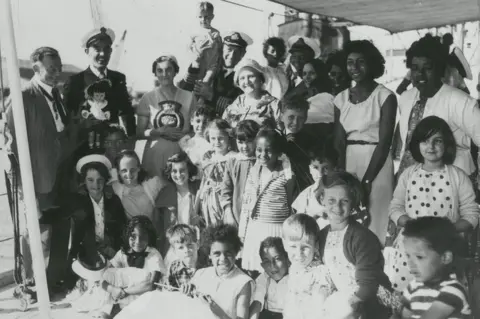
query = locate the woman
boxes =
[136,55,195,180]
[396,34,480,181]
[222,58,280,128]
[326,50,350,96]
[333,40,397,245]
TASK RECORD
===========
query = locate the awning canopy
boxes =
[270,0,480,33]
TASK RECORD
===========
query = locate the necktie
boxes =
[38,86,68,125]
[126,251,149,268]
[397,96,428,176]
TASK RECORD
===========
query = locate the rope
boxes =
[0,39,5,118]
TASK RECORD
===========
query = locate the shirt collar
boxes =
[34,75,54,95]
[89,66,108,78]
[224,67,234,77]
[89,195,104,207]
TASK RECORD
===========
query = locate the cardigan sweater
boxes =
[389,164,479,228]
[318,221,392,301]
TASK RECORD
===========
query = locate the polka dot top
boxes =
[405,168,454,219]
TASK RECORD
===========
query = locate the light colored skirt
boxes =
[346,145,394,245]
[241,220,283,271]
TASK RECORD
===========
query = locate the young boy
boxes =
[179,106,215,168]
[400,217,471,319]
[163,224,204,288]
[292,143,338,229]
[181,1,222,93]
[279,97,314,192]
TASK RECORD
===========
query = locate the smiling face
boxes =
[290,51,308,75]
[403,236,450,283]
[236,139,255,157]
[223,45,245,69]
[329,64,346,89]
[411,56,441,95]
[323,185,353,226]
[170,161,189,186]
[419,132,445,165]
[281,108,307,134]
[191,115,208,137]
[155,60,176,86]
[198,9,214,29]
[208,128,230,155]
[255,137,279,167]
[85,168,105,200]
[302,63,317,87]
[260,247,289,282]
[210,241,236,276]
[284,236,316,268]
[129,226,149,253]
[265,45,281,67]
[238,68,263,94]
[347,52,369,83]
[86,41,112,70]
[119,156,140,186]
[309,159,333,183]
[35,55,63,86]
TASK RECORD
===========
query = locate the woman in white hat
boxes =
[222,58,280,128]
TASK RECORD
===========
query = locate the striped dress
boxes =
[401,274,470,318]
[240,157,295,271]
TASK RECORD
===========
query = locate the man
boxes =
[6,47,76,295]
[63,27,135,143]
[285,36,320,92]
[187,31,252,117]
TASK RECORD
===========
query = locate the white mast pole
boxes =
[0,1,52,318]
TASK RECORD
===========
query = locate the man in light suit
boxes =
[6,47,76,295]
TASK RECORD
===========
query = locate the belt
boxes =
[346,140,378,145]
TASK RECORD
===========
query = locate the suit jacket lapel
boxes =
[30,80,58,132]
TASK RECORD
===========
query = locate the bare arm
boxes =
[248,301,262,319]
[333,106,346,169]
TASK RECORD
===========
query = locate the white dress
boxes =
[335,84,395,245]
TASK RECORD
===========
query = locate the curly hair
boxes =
[164,152,198,182]
[343,40,385,79]
[409,116,456,165]
[114,150,148,184]
[121,215,157,253]
[326,50,347,75]
[234,120,261,142]
[202,224,242,255]
[263,37,287,61]
[259,236,288,260]
[406,34,449,76]
[151,55,179,75]
[255,127,285,155]
[320,170,364,211]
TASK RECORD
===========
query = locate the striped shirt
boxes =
[402,274,471,318]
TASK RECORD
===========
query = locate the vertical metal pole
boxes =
[0,1,52,318]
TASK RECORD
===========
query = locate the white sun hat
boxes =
[76,154,112,174]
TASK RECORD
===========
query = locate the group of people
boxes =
[4,1,480,318]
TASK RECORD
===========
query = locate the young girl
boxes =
[71,216,166,316]
[220,120,261,226]
[292,142,338,229]
[111,150,168,231]
[250,237,290,319]
[240,128,297,272]
[318,171,397,318]
[262,37,289,100]
[164,152,200,226]
[183,224,254,319]
[388,116,479,293]
[401,217,471,318]
[282,214,333,319]
[196,119,236,227]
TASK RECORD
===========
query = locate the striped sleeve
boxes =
[436,281,469,313]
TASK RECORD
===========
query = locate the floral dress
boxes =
[197,151,236,227]
[388,167,454,292]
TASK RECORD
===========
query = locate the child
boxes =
[104,124,130,164]
[71,216,165,315]
[279,97,315,193]
[240,128,297,272]
[179,106,215,168]
[400,217,471,318]
[220,120,261,226]
[317,171,396,318]
[282,214,333,319]
[183,224,254,319]
[163,224,202,287]
[164,152,201,226]
[111,150,167,229]
[250,237,290,319]
[196,119,236,227]
[389,116,479,292]
[292,142,338,229]
[185,2,222,93]
[262,37,289,100]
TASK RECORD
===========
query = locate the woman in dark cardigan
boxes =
[317,171,398,318]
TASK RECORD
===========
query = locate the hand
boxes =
[201,294,223,314]
[111,287,126,301]
[193,81,213,100]
[169,207,178,224]
[181,283,196,296]
[397,215,412,228]
[256,95,275,109]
